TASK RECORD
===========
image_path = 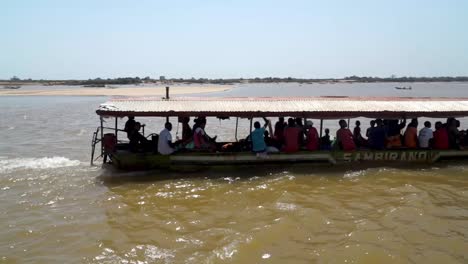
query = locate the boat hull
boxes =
[108,150,468,171]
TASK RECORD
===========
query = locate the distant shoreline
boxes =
[2,76,468,87]
[0,85,230,96]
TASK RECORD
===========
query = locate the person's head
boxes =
[288,118,295,127]
[182,117,190,123]
[200,120,206,128]
[306,120,313,128]
[424,121,431,128]
[411,118,418,127]
[339,119,347,128]
[370,120,376,127]
[264,130,270,138]
[134,122,141,131]
[456,120,460,128]
[254,121,261,129]
[355,120,361,127]
[376,119,383,126]
[435,121,443,130]
[325,128,330,135]
[128,116,135,120]
[279,117,284,123]
[165,122,172,131]
[295,117,303,126]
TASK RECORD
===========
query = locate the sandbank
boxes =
[0,85,230,96]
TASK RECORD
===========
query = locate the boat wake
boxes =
[0,156,81,173]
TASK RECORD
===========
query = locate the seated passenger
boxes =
[368,119,386,150]
[353,120,366,148]
[158,122,175,155]
[418,121,433,149]
[433,121,449,149]
[336,120,356,151]
[274,117,286,144]
[447,118,460,149]
[283,118,301,153]
[129,122,150,152]
[305,121,319,151]
[193,118,216,151]
[404,118,418,148]
[320,128,332,150]
[251,118,271,153]
[386,118,406,148]
[366,120,376,138]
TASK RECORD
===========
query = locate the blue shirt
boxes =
[251,127,266,152]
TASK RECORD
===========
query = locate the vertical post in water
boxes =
[235,117,239,142]
[100,117,104,156]
[115,117,118,141]
[347,118,350,129]
[319,119,323,138]
[166,86,170,123]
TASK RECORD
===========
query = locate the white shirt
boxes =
[158,128,174,155]
[418,127,433,148]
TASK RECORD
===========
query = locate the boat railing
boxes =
[90,121,147,165]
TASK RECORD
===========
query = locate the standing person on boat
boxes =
[193,118,216,151]
[368,119,386,150]
[353,120,366,148]
[336,120,356,151]
[295,117,305,146]
[418,121,433,149]
[283,118,301,153]
[124,116,136,139]
[274,117,286,145]
[158,122,176,155]
[180,117,192,144]
[305,121,319,151]
[320,128,332,150]
[433,121,449,149]
[251,118,271,154]
[404,118,418,148]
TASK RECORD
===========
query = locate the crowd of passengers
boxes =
[123,116,466,155]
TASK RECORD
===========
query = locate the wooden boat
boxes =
[395,86,412,90]
[3,85,21,89]
[91,94,468,170]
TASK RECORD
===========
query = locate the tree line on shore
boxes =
[2,75,468,85]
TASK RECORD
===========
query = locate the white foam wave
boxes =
[0,157,81,173]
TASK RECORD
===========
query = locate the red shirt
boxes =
[337,128,356,151]
[283,127,301,153]
[433,128,449,149]
[306,127,319,151]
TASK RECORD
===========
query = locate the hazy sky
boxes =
[1,0,467,79]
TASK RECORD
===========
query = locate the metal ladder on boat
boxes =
[90,126,102,165]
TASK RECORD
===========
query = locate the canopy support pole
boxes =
[115,117,118,141]
[100,117,104,156]
[319,119,323,138]
[235,117,239,142]
[347,118,350,128]
[249,118,253,140]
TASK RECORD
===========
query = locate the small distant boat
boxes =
[84,84,106,88]
[395,86,412,90]
[3,85,21,89]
